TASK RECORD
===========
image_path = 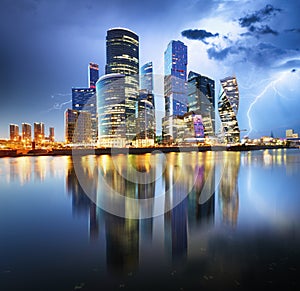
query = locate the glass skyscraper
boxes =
[9,124,19,141]
[72,88,98,143]
[34,122,45,143]
[98,28,139,145]
[187,71,215,137]
[140,61,153,94]
[88,62,99,89]
[97,74,127,147]
[218,76,240,143]
[162,40,187,143]
[22,123,31,142]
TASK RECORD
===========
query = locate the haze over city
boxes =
[1,0,300,141]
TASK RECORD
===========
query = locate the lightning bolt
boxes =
[247,71,289,136]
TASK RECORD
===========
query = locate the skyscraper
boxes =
[88,62,99,89]
[162,40,187,143]
[72,88,98,143]
[34,122,45,143]
[218,76,240,143]
[98,28,139,145]
[65,109,92,144]
[187,71,215,137]
[9,124,19,141]
[140,61,154,94]
[22,123,31,142]
[49,127,55,142]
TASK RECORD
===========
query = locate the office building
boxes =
[140,61,154,94]
[88,62,99,89]
[9,124,19,141]
[34,122,45,143]
[163,40,187,143]
[98,28,139,144]
[97,74,127,147]
[65,109,92,144]
[72,88,98,142]
[49,127,55,142]
[187,71,215,137]
[136,90,156,146]
[22,123,32,142]
[218,76,240,143]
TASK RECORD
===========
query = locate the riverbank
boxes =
[0,144,297,158]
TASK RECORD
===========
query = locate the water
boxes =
[0,149,300,290]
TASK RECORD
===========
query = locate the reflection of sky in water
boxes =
[0,149,300,290]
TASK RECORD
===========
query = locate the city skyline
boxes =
[1,0,300,141]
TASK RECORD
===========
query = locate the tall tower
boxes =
[22,123,32,142]
[187,71,215,137]
[9,124,19,141]
[140,61,154,94]
[218,76,240,143]
[34,122,45,143]
[162,40,187,143]
[98,28,139,145]
[88,62,99,89]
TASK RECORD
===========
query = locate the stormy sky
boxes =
[0,0,300,140]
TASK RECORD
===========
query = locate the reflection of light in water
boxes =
[263,150,272,166]
[34,156,49,182]
[17,157,31,185]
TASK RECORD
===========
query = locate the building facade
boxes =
[22,123,32,142]
[218,76,240,143]
[187,71,215,137]
[34,122,45,143]
[49,127,55,142]
[163,40,187,143]
[65,109,92,144]
[140,61,154,94]
[88,62,99,89]
[136,90,156,147]
[9,124,19,141]
[97,74,127,147]
[99,28,139,144]
[72,88,98,143]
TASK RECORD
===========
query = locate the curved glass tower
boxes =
[97,73,127,147]
[218,76,240,144]
[103,28,139,143]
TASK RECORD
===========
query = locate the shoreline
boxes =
[0,144,298,158]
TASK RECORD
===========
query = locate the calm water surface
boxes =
[1,149,300,290]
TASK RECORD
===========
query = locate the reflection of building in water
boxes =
[218,152,240,227]
[66,157,99,240]
[163,153,190,264]
[188,152,215,229]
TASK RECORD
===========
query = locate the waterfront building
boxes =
[140,61,154,94]
[98,28,139,144]
[88,62,99,89]
[218,76,240,144]
[22,123,32,142]
[49,127,55,142]
[187,71,215,137]
[136,90,156,147]
[72,88,98,142]
[97,74,127,147]
[65,109,92,144]
[162,40,187,143]
[9,124,19,141]
[34,122,45,143]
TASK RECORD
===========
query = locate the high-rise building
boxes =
[9,124,19,141]
[72,88,98,143]
[140,61,154,94]
[162,40,187,143]
[88,62,99,89]
[187,71,215,137]
[22,123,32,142]
[98,28,139,144]
[34,122,45,143]
[65,109,92,144]
[218,76,240,143]
[136,90,156,147]
[97,74,127,147]
[49,127,55,142]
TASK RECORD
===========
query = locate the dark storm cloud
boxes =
[274,59,300,70]
[206,46,236,60]
[285,28,300,33]
[238,4,282,28]
[248,25,278,35]
[181,29,219,43]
